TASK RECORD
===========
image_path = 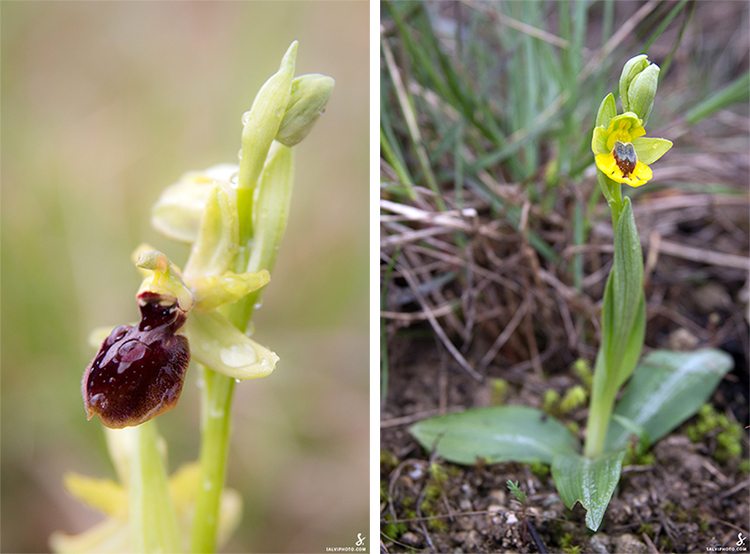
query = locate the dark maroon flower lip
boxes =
[82,291,190,429]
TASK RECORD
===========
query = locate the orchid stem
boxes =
[190,366,236,553]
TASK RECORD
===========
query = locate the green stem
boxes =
[189,44,297,553]
[583,352,617,458]
[189,366,236,553]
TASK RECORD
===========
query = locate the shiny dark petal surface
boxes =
[82,293,190,429]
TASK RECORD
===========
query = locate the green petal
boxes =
[136,251,193,312]
[183,311,278,381]
[632,137,673,165]
[191,270,270,312]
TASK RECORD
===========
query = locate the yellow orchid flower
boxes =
[592,111,672,188]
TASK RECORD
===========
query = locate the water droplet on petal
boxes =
[219,343,258,369]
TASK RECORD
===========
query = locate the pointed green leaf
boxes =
[601,198,644,385]
[605,349,733,451]
[409,406,579,465]
[552,449,626,531]
[614,292,646,389]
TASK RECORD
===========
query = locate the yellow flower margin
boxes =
[592,112,673,187]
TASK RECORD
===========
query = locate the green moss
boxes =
[560,385,587,413]
[572,359,593,389]
[685,403,744,463]
[698,517,710,533]
[380,449,399,469]
[543,389,560,414]
[637,522,655,538]
[381,513,408,540]
[566,421,580,435]
[529,460,550,479]
[427,516,447,532]
[429,461,449,486]
[489,377,509,405]
[559,532,583,553]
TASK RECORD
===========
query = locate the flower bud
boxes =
[619,55,649,113]
[82,291,190,429]
[276,74,335,147]
[626,63,659,126]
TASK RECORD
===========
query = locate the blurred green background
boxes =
[1,2,369,552]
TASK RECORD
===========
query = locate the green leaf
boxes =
[605,348,733,451]
[409,406,579,465]
[601,198,644,385]
[552,449,626,531]
[614,292,646,390]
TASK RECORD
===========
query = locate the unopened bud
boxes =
[619,55,649,112]
[627,63,659,126]
[276,74,335,147]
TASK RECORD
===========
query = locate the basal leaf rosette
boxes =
[592,112,672,187]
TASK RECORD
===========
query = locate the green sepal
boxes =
[150,165,238,244]
[632,137,673,165]
[595,93,616,129]
[552,449,627,531]
[184,184,239,280]
[182,311,278,381]
[237,40,298,222]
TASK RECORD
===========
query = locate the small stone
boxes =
[668,328,699,351]
[487,504,503,514]
[462,530,483,550]
[589,533,611,554]
[613,533,649,554]
[400,532,421,547]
